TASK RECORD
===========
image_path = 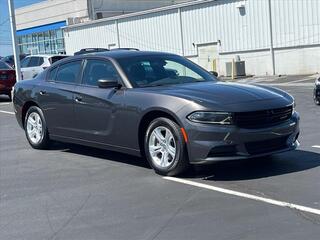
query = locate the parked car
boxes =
[314,76,320,105]
[1,54,29,68]
[0,61,16,100]
[13,51,300,176]
[21,55,69,80]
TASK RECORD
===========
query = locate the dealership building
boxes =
[16,0,320,76]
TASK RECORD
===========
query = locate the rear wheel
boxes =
[25,106,51,149]
[314,97,320,105]
[144,117,189,176]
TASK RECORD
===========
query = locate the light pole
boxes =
[8,0,22,81]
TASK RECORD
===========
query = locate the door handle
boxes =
[39,90,46,96]
[75,97,82,103]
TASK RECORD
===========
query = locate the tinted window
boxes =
[56,61,82,84]
[49,56,69,64]
[38,57,44,66]
[21,57,30,68]
[82,59,120,86]
[48,67,58,81]
[0,62,11,70]
[118,55,215,88]
[28,57,40,67]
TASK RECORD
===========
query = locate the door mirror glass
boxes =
[98,79,121,89]
[209,71,218,77]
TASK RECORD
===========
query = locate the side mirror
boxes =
[98,79,121,89]
[209,71,218,77]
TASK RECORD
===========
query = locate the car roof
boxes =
[47,50,178,69]
[25,54,69,58]
[93,50,176,59]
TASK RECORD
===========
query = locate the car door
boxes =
[73,58,125,144]
[21,56,40,79]
[37,60,83,137]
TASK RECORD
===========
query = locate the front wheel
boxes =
[144,117,189,176]
[24,106,51,149]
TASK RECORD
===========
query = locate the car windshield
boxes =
[0,61,11,70]
[117,55,216,88]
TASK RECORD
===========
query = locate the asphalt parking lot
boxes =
[1,76,320,240]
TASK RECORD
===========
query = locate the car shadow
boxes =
[49,141,151,169]
[48,142,320,180]
[181,150,320,181]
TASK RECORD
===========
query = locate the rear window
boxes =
[49,56,68,64]
[0,62,11,70]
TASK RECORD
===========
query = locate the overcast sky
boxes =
[0,0,44,57]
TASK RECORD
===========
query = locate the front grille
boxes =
[234,106,293,129]
[245,136,289,155]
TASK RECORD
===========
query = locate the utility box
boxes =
[226,61,246,77]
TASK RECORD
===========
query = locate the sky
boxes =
[0,0,44,57]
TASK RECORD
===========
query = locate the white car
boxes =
[21,55,69,80]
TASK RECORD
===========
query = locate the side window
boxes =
[47,67,58,81]
[38,57,44,66]
[21,57,30,68]
[82,59,120,87]
[56,61,82,84]
[28,57,40,67]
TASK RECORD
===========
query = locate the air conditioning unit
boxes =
[67,17,82,25]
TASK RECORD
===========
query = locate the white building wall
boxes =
[64,0,320,76]
[16,0,89,30]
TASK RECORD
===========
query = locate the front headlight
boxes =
[316,77,320,86]
[187,111,233,125]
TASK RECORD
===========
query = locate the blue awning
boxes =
[17,21,66,36]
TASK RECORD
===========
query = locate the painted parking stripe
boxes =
[312,146,320,149]
[0,102,11,106]
[164,177,320,216]
[0,110,14,115]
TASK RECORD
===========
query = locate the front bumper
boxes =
[314,85,320,101]
[185,112,300,164]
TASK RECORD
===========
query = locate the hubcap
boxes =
[26,112,43,144]
[148,126,176,168]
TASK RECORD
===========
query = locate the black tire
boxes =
[24,106,51,149]
[144,117,189,176]
[7,92,12,101]
[314,97,320,105]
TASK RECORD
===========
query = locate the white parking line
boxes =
[0,110,14,115]
[312,146,320,149]
[164,177,320,216]
[0,102,11,106]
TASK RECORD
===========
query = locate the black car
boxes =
[13,51,300,176]
[314,76,320,105]
[1,54,29,68]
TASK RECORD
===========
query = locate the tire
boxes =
[144,117,189,176]
[7,92,12,101]
[314,97,320,105]
[24,106,51,149]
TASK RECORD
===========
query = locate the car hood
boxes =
[143,81,293,106]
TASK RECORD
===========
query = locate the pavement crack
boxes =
[147,189,201,240]
[46,193,91,240]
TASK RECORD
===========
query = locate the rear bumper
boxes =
[185,112,300,164]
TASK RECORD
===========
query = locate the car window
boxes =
[48,67,58,81]
[55,61,82,84]
[49,56,69,64]
[0,62,11,70]
[21,57,30,68]
[82,59,120,87]
[28,57,40,67]
[118,55,215,88]
[38,57,44,66]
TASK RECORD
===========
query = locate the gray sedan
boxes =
[13,51,300,176]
